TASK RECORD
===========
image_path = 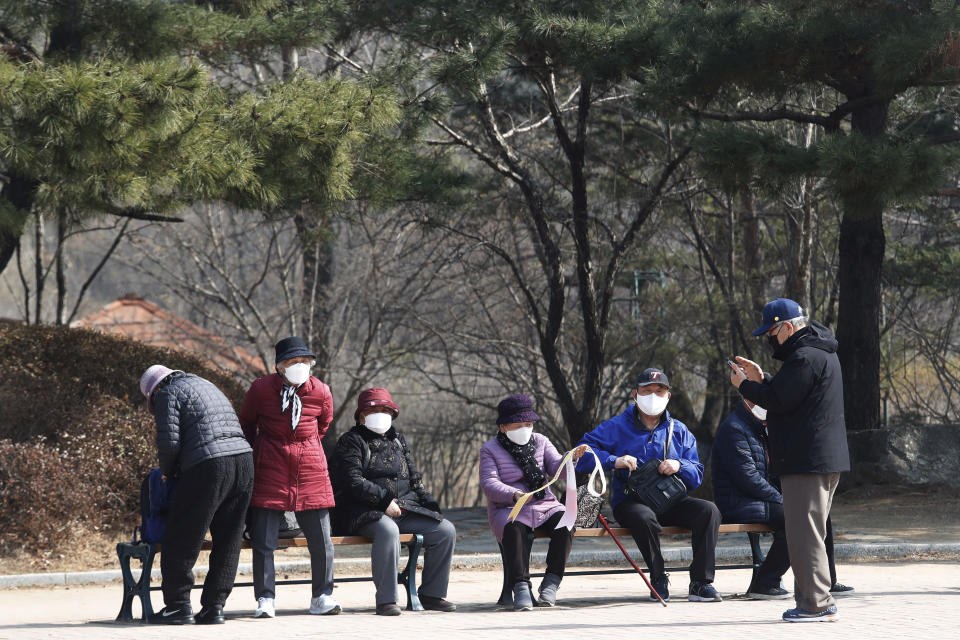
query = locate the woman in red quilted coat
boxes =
[238,336,339,619]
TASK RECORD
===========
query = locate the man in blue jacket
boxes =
[730,298,850,622]
[577,368,722,603]
[712,391,853,600]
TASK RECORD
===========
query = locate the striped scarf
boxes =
[280,384,302,431]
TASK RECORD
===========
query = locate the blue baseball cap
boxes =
[751,298,804,336]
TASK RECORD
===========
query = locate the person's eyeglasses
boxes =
[767,322,783,336]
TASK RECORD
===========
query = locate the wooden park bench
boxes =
[496,522,775,605]
[116,533,424,622]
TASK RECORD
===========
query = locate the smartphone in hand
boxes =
[726,357,738,369]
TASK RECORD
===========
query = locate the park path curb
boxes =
[1,541,958,588]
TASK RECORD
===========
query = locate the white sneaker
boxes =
[309,594,341,615]
[254,596,275,618]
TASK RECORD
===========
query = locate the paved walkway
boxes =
[1,561,958,639]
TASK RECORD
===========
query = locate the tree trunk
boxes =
[740,189,765,321]
[33,214,44,324]
[293,209,335,379]
[55,209,67,325]
[787,119,817,312]
[786,178,814,312]
[837,98,888,432]
[0,173,38,277]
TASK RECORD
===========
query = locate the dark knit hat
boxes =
[636,367,670,389]
[496,394,541,425]
[354,387,400,422]
[274,336,316,364]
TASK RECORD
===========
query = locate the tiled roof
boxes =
[72,294,264,377]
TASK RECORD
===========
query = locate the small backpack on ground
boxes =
[137,468,179,544]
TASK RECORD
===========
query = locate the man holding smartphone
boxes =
[728,298,849,623]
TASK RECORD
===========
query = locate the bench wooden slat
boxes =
[536,523,774,539]
[185,533,419,552]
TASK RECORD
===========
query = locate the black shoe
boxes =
[747,584,791,600]
[150,605,195,625]
[419,595,457,612]
[376,602,402,616]
[195,604,225,624]
[649,573,670,602]
[830,582,855,595]
[688,581,723,602]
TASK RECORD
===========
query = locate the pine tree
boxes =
[0,0,395,295]
[635,0,960,431]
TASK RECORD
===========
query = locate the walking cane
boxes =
[597,514,668,607]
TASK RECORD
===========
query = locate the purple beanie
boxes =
[496,394,541,425]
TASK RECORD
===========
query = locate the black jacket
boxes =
[737,321,850,475]
[711,403,782,523]
[152,372,252,476]
[331,425,440,535]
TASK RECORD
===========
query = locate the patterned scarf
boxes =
[280,384,302,431]
[496,431,546,500]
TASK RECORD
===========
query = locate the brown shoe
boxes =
[419,595,457,612]
[376,603,402,616]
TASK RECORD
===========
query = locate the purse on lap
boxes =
[623,418,687,515]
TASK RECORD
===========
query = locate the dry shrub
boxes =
[0,324,248,557]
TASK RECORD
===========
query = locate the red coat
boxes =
[239,373,335,510]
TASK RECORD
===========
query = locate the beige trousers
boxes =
[781,472,840,611]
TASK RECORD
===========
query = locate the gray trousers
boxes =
[357,513,456,605]
[781,473,840,612]
[250,507,334,600]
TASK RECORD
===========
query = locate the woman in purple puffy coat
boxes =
[478,394,586,611]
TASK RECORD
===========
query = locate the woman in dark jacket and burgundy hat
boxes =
[238,337,339,619]
[332,388,457,616]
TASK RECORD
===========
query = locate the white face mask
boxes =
[750,404,768,421]
[636,391,669,416]
[281,362,311,386]
[504,426,534,445]
[364,412,392,435]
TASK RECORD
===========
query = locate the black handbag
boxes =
[623,418,687,515]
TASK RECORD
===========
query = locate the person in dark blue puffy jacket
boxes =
[713,394,853,600]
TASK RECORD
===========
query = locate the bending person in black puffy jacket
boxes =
[140,365,254,625]
[712,393,852,599]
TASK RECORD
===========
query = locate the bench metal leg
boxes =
[116,542,156,623]
[400,534,424,611]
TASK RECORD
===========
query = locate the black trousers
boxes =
[501,511,573,586]
[613,495,720,584]
[750,504,840,589]
[161,453,254,608]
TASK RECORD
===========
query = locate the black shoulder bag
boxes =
[623,418,688,515]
